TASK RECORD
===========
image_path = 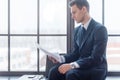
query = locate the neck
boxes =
[82,13,90,25]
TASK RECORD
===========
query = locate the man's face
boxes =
[71,4,85,23]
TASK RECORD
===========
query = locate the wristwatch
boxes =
[70,63,76,69]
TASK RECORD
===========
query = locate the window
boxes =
[9,0,38,71]
[0,0,8,34]
[0,37,8,71]
[10,36,37,71]
[106,37,120,72]
[105,0,120,72]
[88,0,102,23]
[10,0,37,34]
[0,0,8,71]
[0,0,67,74]
[105,0,120,34]
[40,0,67,34]
[39,0,67,71]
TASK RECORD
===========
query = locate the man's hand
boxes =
[48,56,59,63]
[58,63,72,74]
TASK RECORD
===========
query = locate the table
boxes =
[18,74,46,80]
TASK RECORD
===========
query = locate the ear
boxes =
[82,6,87,13]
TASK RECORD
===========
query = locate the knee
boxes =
[66,70,76,80]
[49,66,58,75]
[48,65,65,80]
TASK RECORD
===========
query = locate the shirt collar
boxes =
[82,17,92,30]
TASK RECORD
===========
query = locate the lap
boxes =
[66,68,107,80]
[49,64,107,80]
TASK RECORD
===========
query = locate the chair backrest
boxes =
[45,54,65,78]
[45,56,57,78]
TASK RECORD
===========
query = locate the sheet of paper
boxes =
[36,44,61,63]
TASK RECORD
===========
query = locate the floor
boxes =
[0,76,19,80]
[0,76,120,80]
[106,76,120,80]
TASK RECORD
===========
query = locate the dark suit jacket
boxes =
[64,19,108,70]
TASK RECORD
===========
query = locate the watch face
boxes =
[71,64,75,69]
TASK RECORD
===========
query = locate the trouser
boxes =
[48,64,107,80]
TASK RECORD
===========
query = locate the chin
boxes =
[76,21,80,23]
[75,20,81,23]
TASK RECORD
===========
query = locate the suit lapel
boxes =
[79,19,96,49]
[76,26,83,46]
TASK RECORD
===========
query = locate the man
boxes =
[48,0,108,80]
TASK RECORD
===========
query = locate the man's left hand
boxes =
[58,63,72,74]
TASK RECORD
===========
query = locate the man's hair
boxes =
[69,0,89,12]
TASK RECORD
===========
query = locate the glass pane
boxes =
[0,36,8,71]
[39,36,67,71]
[10,36,37,71]
[40,0,67,34]
[107,37,120,71]
[10,0,37,34]
[0,0,8,34]
[88,0,102,23]
[105,0,120,34]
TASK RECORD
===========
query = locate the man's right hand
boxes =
[48,56,59,63]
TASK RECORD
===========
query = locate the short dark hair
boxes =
[69,0,89,12]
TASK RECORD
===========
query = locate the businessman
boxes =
[48,0,108,80]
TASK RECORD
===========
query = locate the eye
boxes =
[72,11,75,15]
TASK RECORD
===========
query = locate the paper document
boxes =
[36,44,61,63]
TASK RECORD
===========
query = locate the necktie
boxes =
[81,26,86,41]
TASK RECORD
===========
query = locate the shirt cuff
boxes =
[60,55,65,63]
[70,62,80,68]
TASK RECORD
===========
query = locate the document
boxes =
[36,44,62,63]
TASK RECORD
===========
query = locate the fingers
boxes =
[58,64,72,74]
[48,56,59,63]
[59,65,66,74]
